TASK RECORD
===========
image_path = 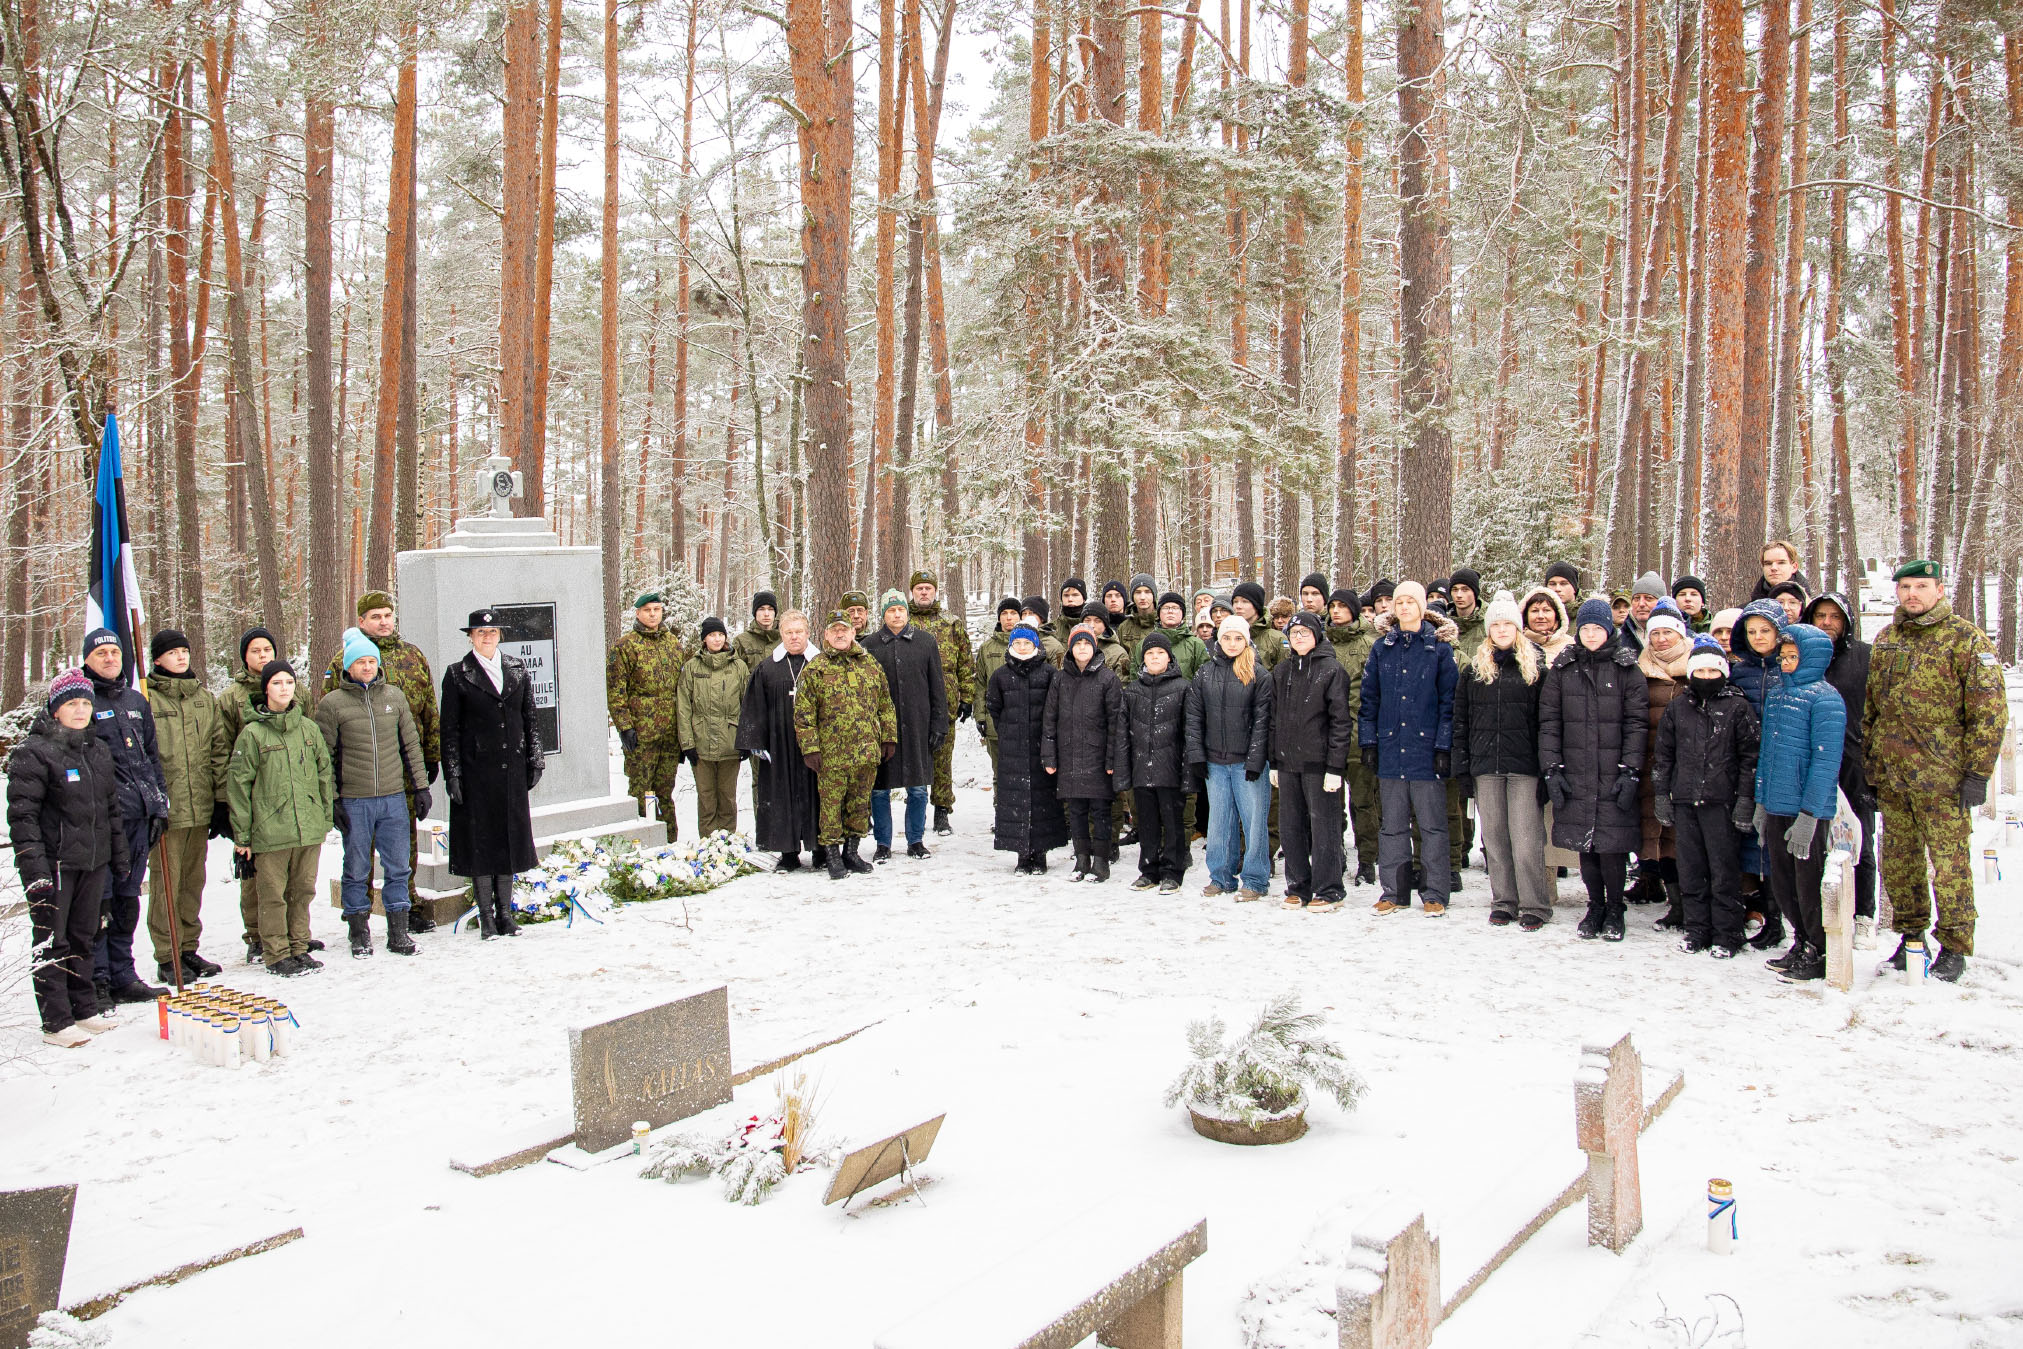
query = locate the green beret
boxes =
[1892,559,1940,581]
[840,589,871,610]
[355,590,395,616]
[909,570,936,590]
[633,591,663,607]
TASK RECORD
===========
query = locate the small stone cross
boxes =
[475,454,523,519]
[1575,1030,1644,1252]
[1337,1203,1441,1349]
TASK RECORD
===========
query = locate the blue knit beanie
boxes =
[340,627,379,678]
[1574,597,1616,639]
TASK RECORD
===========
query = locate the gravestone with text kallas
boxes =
[567,984,734,1153]
[0,1185,76,1349]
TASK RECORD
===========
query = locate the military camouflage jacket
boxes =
[324,631,439,779]
[909,600,975,710]
[1863,599,2007,798]
[793,643,897,769]
[606,621,688,748]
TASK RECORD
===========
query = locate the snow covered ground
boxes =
[2,733,2020,1348]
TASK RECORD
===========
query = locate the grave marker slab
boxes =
[1822,848,1855,992]
[0,1185,75,1349]
[567,985,732,1153]
[1335,1202,1440,1349]
[824,1114,945,1206]
[1574,1030,1643,1252]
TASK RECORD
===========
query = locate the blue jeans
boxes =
[342,793,412,915]
[1205,762,1271,892]
[871,786,928,847]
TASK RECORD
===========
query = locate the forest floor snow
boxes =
[2,733,2020,1348]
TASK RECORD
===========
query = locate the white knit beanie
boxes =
[1483,589,1522,628]
[1217,615,1251,644]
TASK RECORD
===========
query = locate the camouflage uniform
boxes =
[1863,598,2007,955]
[794,641,898,845]
[909,597,974,812]
[975,628,1012,774]
[1329,617,1380,870]
[606,620,689,841]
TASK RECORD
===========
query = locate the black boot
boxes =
[933,806,952,836]
[473,878,497,939]
[873,842,893,864]
[827,846,850,880]
[406,903,437,933]
[1577,900,1604,940]
[1090,850,1111,883]
[492,879,521,936]
[1653,880,1686,930]
[811,845,829,869]
[1749,916,1787,949]
[346,912,373,959]
[1602,903,1626,942]
[385,908,419,956]
[1354,861,1376,887]
[907,840,931,859]
[1779,943,1825,981]
[842,837,874,875]
[1031,853,1047,875]
[1070,846,1091,882]
[1765,940,1804,973]
[244,934,264,966]
[778,851,802,871]
[1015,854,1034,875]
[1930,947,1966,982]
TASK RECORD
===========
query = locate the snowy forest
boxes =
[1,0,2019,692]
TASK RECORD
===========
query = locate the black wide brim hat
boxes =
[462,608,503,633]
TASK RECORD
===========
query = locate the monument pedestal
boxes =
[373,510,656,923]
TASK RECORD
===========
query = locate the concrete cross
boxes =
[1337,1202,1441,1349]
[1575,1030,1643,1252]
[474,454,522,519]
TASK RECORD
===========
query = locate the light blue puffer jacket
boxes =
[1755,622,1846,820]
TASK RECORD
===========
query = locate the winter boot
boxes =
[1577,900,1604,940]
[406,903,437,933]
[778,851,802,871]
[1626,867,1663,906]
[842,837,874,875]
[346,912,374,959]
[1601,904,1626,942]
[1090,851,1111,883]
[1070,847,1091,882]
[907,841,931,860]
[933,807,953,837]
[1931,947,1967,982]
[1749,913,1787,949]
[473,878,498,939]
[1030,854,1048,875]
[244,934,264,966]
[873,843,893,864]
[827,847,850,881]
[1354,861,1376,887]
[385,908,419,956]
[811,845,830,870]
[1765,940,1804,973]
[1885,933,1921,971]
[492,880,521,936]
[1653,880,1686,930]
[1779,943,1826,981]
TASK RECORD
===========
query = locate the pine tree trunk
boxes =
[1673,20,1712,573]
[673,0,699,571]
[1395,0,1453,582]
[500,0,539,513]
[1333,0,1362,582]
[527,0,562,516]
[1822,0,1860,600]
[602,0,623,642]
[1021,0,1052,600]
[787,0,858,609]
[1698,0,1749,595]
[164,60,206,673]
[1736,0,1787,559]
[1227,0,1254,575]
[303,61,338,674]
[911,0,961,601]
[1768,0,1810,539]
[867,0,900,590]
[1091,0,1130,583]
[1996,28,2022,660]
[6,230,33,705]
[1134,0,1165,574]
[366,21,416,593]
[1276,0,1308,596]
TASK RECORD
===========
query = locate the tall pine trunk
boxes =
[367,19,417,592]
[1395,0,1452,581]
[601,0,623,641]
[1333,0,1363,581]
[1698,0,1748,595]
[1736,0,1788,558]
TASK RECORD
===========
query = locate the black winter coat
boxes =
[1186,652,1273,774]
[7,711,130,886]
[1804,593,1872,803]
[1539,642,1648,854]
[1123,668,1192,790]
[870,623,949,790]
[736,647,819,852]
[1451,647,1544,779]
[1269,644,1353,773]
[1043,656,1130,799]
[89,674,168,826]
[1652,679,1760,809]
[440,652,541,876]
[986,654,1069,854]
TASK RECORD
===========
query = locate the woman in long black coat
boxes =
[736,612,822,868]
[1042,629,1131,882]
[440,609,543,939]
[1539,598,1649,942]
[985,628,1068,873]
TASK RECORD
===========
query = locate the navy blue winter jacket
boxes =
[1756,623,1846,820]
[1357,613,1459,781]
[1728,600,1787,717]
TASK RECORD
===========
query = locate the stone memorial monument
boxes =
[567,983,734,1153]
[0,1185,75,1349]
[1574,1030,1644,1253]
[395,457,661,901]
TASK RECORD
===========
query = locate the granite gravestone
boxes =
[0,1185,75,1349]
[568,984,733,1153]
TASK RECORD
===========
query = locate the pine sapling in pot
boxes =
[1165,993,1366,1137]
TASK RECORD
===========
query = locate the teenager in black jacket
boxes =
[1452,592,1552,928]
[1270,613,1353,910]
[7,671,130,1046]
[1043,629,1130,882]
[1122,633,1193,892]
[1652,636,1761,955]
[1540,599,1649,941]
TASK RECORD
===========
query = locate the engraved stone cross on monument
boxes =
[474,454,523,519]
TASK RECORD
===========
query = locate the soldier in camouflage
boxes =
[795,612,899,879]
[1863,561,2008,981]
[322,591,443,928]
[841,589,873,639]
[907,570,974,834]
[606,591,689,842]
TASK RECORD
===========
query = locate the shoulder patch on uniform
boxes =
[1979,652,1999,666]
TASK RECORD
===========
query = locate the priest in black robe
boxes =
[736,609,823,868]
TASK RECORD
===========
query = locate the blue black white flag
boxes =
[84,410,145,683]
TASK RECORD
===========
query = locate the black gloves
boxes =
[1245,769,1262,782]
[956,701,972,723]
[1546,770,1572,810]
[1960,773,1988,811]
[428,762,440,785]
[619,727,640,752]
[148,816,168,848]
[446,771,465,807]
[682,750,698,767]
[1609,770,1640,811]
[1361,745,1378,773]
[25,877,54,903]
[1433,751,1451,778]
[334,801,350,835]
[1731,798,1755,833]
[208,801,232,840]
[1653,794,1674,828]
[412,788,433,820]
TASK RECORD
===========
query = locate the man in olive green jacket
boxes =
[145,630,228,982]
